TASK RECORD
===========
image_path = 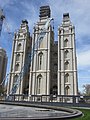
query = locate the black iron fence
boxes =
[0,94,90,104]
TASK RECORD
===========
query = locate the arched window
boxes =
[52,85,57,95]
[14,74,18,83]
[37,74,42,94]
[64,61,69,70]
[65,86,70,95]
[17,43,22,51]
[15,63,19,71]
[36,36,43,48]
[16,53,20,61]
[64,50,69,58]
[65,73,69,83]
[39,37,43,43]
[64,39,68,47]
[38,52,43,70]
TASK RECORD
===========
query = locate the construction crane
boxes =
[0,8,5,37]
[7,18,53,99]
[0,6,54,99]
[0,7,14,93]
[0,8,8,88]
[0,6,13,42]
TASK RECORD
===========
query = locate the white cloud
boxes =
[77,49,90,67]
[47,0,90,43]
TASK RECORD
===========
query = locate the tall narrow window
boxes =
[65,73,69,83]
[64,50,69,58]
[17,43,22,51]
[16,53,20,61]
[64,39,68,47]
[37,75,42,94]
[15,63,19,71]
[38,52,43,70]
[39,37,43,48]
[52,85,57,95]
[64,61,69,70]
[14,75,18,83]
[65,86,70,95]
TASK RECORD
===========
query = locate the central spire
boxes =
[39,5,51,18]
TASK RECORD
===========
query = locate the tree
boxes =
[83,84,90,96]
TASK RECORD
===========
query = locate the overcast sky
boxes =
[0,0,90,92]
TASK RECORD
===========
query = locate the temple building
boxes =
[7,6,78,100]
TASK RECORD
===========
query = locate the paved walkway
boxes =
[0,104,69,118]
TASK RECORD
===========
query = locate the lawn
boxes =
[71,108,90,120]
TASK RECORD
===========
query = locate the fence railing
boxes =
[0,94,90,104]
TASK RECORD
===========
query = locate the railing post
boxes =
[41,95,42,103]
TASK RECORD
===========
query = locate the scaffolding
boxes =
[6,18,53,99]
[0,8,5,37]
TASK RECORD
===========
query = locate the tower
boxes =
[58,13,78,97]
[0,48,7,84]
[7,20,31,95]
[28,6,54,96]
